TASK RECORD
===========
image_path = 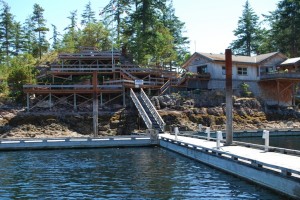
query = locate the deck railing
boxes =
[130,89,152,129]
[140,88,165,132]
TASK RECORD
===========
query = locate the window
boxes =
[222,66,226,75]
[237,67,247,76]
[197,65,207,74]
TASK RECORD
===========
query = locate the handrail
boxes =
[120,68,138,80]
[160,80,170,94]
[140,88,165,132]
[130,89,152,129]
[177,74,187,85]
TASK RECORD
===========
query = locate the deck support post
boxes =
[225,49,233,145]
[26,93,30,112]
[123,86,126,107]
[92,71,98,137]
[73,93,77,111]
[49,93,52,111]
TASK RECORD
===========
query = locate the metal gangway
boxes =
[130,88,165,133]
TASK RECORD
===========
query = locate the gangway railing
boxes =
[160,80,170,95]
[130,89,152,129]
[140,88,165,132]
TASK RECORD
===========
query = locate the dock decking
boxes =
[159,133,300,199]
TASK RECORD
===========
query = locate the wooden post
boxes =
[49,93,52,111]
[225,49,233,145]
[73,93,77,111]
[26,93,30,112]
[123,86,126,107]
[92,71,98,137]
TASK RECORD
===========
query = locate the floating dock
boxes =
[0,136,156,150]
[159,133,300,199]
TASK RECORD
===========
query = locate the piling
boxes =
[225,49,233,145]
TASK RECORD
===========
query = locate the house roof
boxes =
[280,57,300,66]
[182,52,286,68]
[198,52,280,63]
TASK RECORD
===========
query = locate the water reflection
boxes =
[0,148,285,199]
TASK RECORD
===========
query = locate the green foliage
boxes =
[81,1,96,26]
[266,0,300,57]
[229,0,263,56]
[240,82,252,97]
[7,53,37,102]
[31,3,49,59]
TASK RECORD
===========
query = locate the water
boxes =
[0,147,286,199]
[235,136,300,150]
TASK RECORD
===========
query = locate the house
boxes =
[182,52,287,96]
[181,52,300,107]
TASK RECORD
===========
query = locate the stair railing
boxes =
[140,88,165,132]
[130,89,152,129]
[121,68,138,80]
[160,79,170,95]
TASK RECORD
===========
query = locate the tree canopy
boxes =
[229,0,262,56]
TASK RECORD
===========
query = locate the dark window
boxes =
[222,66,226,75]
[237,67,247,76]
[197,65,207,74]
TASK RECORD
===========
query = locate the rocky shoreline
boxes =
[1,91,300,139]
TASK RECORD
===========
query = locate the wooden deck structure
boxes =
[24,47,188,112]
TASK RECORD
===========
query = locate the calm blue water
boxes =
[0,147,286,199]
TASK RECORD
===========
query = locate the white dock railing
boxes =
[140,88,165,132]
[130,89,152,129]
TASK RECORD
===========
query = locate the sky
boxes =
[5,0,280,54]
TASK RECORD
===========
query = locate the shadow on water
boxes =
[0,147,288,199]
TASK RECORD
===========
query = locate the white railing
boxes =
[140,88,165,132]
[130,89,152,129]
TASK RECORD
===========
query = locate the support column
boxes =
[26,93,30,112]
[73,93,77,111]
[92,71,98,137]
[49,93,52,111]
[123,86,126,107]
[100,93,103,108]
[225,49,233,145]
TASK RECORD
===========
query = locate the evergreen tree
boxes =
[23,17,36,55]
[51,24,61,50]
[12,21,26,55]
[61,10,80,52]
[161,1,189,66]
[81,1,96,26]
[0,1,14,62]
[31,3,49,59]
[229,0,262,56]
[267,0,300,57]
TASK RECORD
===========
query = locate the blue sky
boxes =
[6,0,279,53]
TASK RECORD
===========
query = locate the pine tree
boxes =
[267,0,300,57]
[31,3,49,59]
[0,1,15,62]
[162,0,189,66]
[61,10,80,52]
[81,1,96,26]
[229,0,262,56]
[12,21,26,55]
[23,17,36,55]
[51,24,61,50]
